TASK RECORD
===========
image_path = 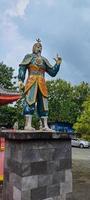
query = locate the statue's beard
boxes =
[35,50,42,55]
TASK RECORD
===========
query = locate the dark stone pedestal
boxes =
[0,130,72,200]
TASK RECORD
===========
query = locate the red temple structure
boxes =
[0,86,21,181]
[0,139,4,181]
[0,86,21,105]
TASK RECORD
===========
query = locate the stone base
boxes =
[0,130,72,200]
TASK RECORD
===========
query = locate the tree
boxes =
[0,105,17,128]
[47,80,90,124]
[47,79,74,123]
[73,96,90,135]
[0,62,14,89]
[73,82,90,118]
[0,62,17,128]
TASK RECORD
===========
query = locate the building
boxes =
[0,85,20,105]
[49,121,73,134]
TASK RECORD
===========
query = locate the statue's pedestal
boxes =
[1,130,72,200]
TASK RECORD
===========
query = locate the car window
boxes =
[73,139,77,141]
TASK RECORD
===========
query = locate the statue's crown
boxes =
[36,38,41,43]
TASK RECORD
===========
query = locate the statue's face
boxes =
[33,43,42,54]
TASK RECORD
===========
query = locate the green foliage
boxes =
[47,79,73,122]
[73,96,90,134]
[47,80,90,124]
[0,62,18,128]
[0,105,17,128]
[81,134,90,141]
[73,82,90,117]
[0,62,14,89]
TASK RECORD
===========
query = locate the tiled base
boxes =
[1,131,72,200]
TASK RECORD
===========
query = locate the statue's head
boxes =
[32,39,42,54]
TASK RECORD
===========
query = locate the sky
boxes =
[0,0,90,85]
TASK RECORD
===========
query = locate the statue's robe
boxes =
[18,53,60,111]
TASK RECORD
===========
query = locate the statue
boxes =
[18,39,62,131]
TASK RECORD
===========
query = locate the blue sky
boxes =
[0,0,90,85]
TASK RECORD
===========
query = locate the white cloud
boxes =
[6,0,30,17]
[33,0,56,7]
[3,20,32,70]
[44,0,55,7]
[16,0,30,16]
[0,0,90,84]
[0,13,33,75]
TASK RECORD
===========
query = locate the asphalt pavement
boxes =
[72,147,90,160]
[72,147,90,200]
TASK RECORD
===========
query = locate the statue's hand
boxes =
[54,54,62,65]
[18,81,24,91]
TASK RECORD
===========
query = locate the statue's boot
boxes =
[24,115,35,131]
[41,116,54,132]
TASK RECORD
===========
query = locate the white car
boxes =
[71,138,89,148]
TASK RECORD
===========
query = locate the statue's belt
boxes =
[28,64,45,76]
[29,71,44,76]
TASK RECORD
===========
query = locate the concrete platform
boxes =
[0,130,72,200]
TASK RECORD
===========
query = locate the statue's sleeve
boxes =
[43,57,60,77]
[18,54,32,82]
[19,54,32,66]
[18,65,27,82]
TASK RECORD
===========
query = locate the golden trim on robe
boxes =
[25,75,48,97]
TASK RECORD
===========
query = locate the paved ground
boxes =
[0,148,90,200]
[72,147,90,200]
[72,147,90,160]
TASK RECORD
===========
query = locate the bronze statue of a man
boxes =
[18,39,62,131]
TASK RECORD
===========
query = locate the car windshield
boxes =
[73,138,78,141]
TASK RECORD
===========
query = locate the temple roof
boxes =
[0,85,19,96]
[0,85,21,105]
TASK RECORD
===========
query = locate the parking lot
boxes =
[72,147,90,200]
